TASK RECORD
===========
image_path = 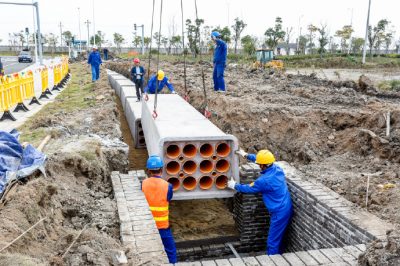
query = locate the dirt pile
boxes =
[0,63,129,265]
[359,230,400,265]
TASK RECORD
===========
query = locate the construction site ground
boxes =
[0,58,399,265]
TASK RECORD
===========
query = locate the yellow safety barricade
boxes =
[39,67,51,99]
[0,75,17,121]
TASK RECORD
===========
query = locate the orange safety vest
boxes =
[142,177,170,229]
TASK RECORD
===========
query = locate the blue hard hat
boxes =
[211,31,221,38]
[146,155,164,170]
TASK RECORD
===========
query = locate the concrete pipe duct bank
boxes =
[142,94,239,200]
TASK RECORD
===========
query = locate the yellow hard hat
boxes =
[255,150,275,165]
[157,70,165,80]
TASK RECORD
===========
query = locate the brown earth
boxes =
[0,63,131,265]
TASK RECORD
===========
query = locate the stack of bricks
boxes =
[110,171,169,265]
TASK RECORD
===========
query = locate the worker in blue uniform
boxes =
[228,149,293,255]
[142,155,177,263]
[144,70,176,95]
[211,31,227,92]
[87,45,102,82]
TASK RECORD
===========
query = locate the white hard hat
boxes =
[93,45,98,50]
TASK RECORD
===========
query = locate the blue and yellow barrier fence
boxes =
[0,58,70,122]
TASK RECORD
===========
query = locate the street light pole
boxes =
[362,0,372,64]
[31,0,38,63]
[85,20,91,51]
[92,0,96,46]
[78,7,82,52]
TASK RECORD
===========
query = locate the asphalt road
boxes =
[1,56,34,74]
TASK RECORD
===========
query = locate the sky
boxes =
[0,0,399,47]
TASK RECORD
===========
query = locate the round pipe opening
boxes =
[216,143,231,157]
[199,176,213,190]
[179,156,184,161]
[182,160,197,175]
[216,159,230,173]
[139,139,146,144]
[179,172,185,178]
[199,160,213,174]
[212,155,218,161]
[138,123,142,128]
[166,144,181,159]
[212,171,217,176]
[215,175,228,189]
[166,161,181,175]
[138,131,144,137]
[167,177,180,191]
[183,144,197,158]
[200,143,214,158]
[182,176,197,191]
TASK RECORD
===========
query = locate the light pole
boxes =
[31,0,38,63]
[92,0,96,46]
[85,20,91,51]
[59,22,63,48]
[78,7,82,52]
[362,0,372,64]
[297,15,304,53]
[0,1,43,64]
[347,8,354,54]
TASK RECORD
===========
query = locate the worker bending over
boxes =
[130,58,145,101]
[228,149,293,255]
[142,155,177,263]
[144,70,176,95]
[211,31,227,92]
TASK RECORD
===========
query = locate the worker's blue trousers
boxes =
[91,65,100,81]
[213,63,225,91]
[267,205,293,255]
[159,228,177,263]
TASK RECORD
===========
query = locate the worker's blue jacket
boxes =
[235,155,292,213]
[87,51,102,66]
[213,39,227,65]
[144,75,175,94]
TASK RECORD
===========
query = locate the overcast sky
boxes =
[0,0,399,47]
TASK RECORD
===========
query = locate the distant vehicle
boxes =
[253,49,284,70]
[18,51,33,63]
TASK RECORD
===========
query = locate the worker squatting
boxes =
[142,149,293,263]
[88,31,228,95]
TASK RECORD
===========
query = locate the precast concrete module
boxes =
[107,71,127,97]
[141,94,239,200]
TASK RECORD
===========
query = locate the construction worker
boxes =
[87,45,102,82]
[211,31,227,92]
[228,149,293,255]
[103,47,109,60]
[142,155,177,264]
[144,70,176,95]
[0,57,4,77]
[130,58,145,101]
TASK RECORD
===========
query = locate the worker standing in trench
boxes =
[142,155,177,263]
[211,31,227,92]
[228,149,293,255]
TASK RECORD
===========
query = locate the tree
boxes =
[384,32,394,54]
[46,33,58,54]
[144,37,151,49]
[241,35,257,56]
[62,31,73,46]
[368,19,389,56]
[133,36,141,48]
[352,37,365,54]
[170,35,181,54]
[186,18,204,57]
[113,33,124,53]
[161,36,169,54]
[335,25,353,53]
[90,30,105,47]
[317,25,329,57]
[298,35,308,54]
[152,32,163,48]
[264,17,285,50]
[285,27,293,55]
[307,24,318,54]
[231,17,247,54]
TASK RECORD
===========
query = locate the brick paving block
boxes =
[133,233,161,242]
[215,259,232,266]
[133,227,159,236]
[282,253,305,266]
[241,257,261,266]
[269,255,290,266]
[343,245,363,258]
[130,214,154,221]
[229,258,245,266]
[307,250,331,264]
[294,251,319,265]
[354,244,366,252]
[137,250,169,264]
[175,262,202,266]
[331,248,357,265]
[319,248,345,263]
[201,261,217,266]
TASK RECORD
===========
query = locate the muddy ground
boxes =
[109,59,400,262]
[0,63,130,265]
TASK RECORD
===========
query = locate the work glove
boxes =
[227,177,236,190]
[235,149,248,158]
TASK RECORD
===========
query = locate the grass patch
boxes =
[18,63,94,144]
[378,80,400,92]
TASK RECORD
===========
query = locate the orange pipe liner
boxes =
[166,144,181,159]
[179,172,185,178]
[215,175,228,189]
[183,144,197,158]
[199,143,214,158]
[216,142,231,157]
[166,161,181,175]
[182,176,197,191]
[199,160,213,174]
[182,160,197,175]
[199,176,213,190]
[167,177,180,191]
[216,159,230,173]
